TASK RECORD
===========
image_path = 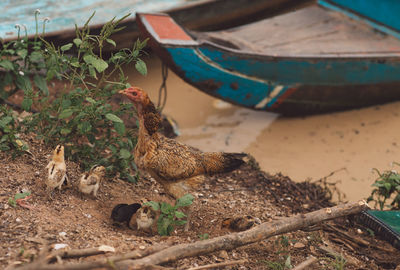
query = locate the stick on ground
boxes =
[117,201,368,268]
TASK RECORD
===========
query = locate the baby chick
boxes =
[221,216,261,232]
[45,145,68,198]
[78,165,106,197]
[111,203,141,226]
[129,205,159,234]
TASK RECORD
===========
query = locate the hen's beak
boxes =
[119,89,127,94]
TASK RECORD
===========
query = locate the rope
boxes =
[157,63,168,112]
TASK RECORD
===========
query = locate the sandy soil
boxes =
[128,55,400,202]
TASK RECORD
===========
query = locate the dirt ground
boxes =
[1,133,400,270]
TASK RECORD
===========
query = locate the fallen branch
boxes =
[117,201,368,268]
[15,242,172,270]
[44,246,116,264]
[292,256,317,270]
[186,259,247,270]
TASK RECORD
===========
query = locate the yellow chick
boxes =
[45,145,68,198]
[129,205,159,234]
[78,165,106,197]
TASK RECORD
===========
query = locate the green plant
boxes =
[0,10,49,107]
[8,191,31,207]
[323,254,346,270]
[0,105,28,156]
[1,12,148,181]
[367,167,400,210]
[144,194,194,236]
[198,233,209,240]
[259,256,292,270]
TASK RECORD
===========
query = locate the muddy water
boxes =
[126,55,400,202]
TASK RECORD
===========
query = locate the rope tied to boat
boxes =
[157,63,168,112]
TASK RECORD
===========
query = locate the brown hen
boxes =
[119,86,246,228]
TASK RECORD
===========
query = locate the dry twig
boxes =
[186,259,247,270]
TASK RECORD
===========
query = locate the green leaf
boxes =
[119,148,131,159]
[29,51,43,62]
[173,220,187,226]
[0,116,13,127]
[88,66,97,79]
[85,97,96,104]
[157,215,173,236]
[106,39,116,47]
[73,38,82,47]
[21,98,33,111]
[160,202,173,214]
[14,191,31,200]
[174,211,186,218]
[16,75,32,91]
[144,201,160,211]
[135,59,147,76]
[384,182,392,192]
[0,60,14,71]
[83,54,108,73]
[17,49,28,59]
[79,121,92,134]
[114,122,125,135]
[61,43,73,52]
[175,194,194,208]
[60,128,71,135]
[61,99,72,109]
[105,113,123,123]
[59,109,74,119]
[33,75,49,96]
[70,61,80,68]
[8,197,16,207]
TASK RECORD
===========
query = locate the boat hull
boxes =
[137,8,400,115]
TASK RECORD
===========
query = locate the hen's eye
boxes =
[132,92,137,96]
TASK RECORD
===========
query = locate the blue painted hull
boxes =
[137,1,400,115]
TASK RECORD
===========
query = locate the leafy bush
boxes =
[0,10,49,107]
[0,105,28,156]
[0,11,148,181]
[144,194,194,236]
[367,167,400,210]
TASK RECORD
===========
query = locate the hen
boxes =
[78,165,106,197]
[45,145,68,198]
[119,86,246,228]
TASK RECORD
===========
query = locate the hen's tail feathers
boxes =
[203,152,247,174]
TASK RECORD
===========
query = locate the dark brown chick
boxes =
[111,203,141,226]
[222,216,261,232]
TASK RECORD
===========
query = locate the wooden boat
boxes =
[0,0,309,51]
[137,0,400,115]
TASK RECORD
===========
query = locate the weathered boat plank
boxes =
[198,6,400,56]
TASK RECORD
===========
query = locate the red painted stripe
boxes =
[271,87,298,108]
[145,14,193,41]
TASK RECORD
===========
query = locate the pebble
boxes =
[294,242,305,249]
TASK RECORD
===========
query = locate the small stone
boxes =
[16,218,22,223]
[139,245,146,250]
[294,242,305,249]
[357,229,363,234]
